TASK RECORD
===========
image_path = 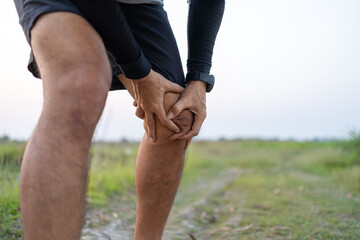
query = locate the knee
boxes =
[42,61,110,126]
[40,59,112,138]
[48,82,109,137]
[170,109,193,138]
[154,92,193,143]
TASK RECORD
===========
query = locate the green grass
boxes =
[87,142,138,206]
[0,141,24,167]
[178,140,360,239]
[1,135,360,239]
[0,167,22,239]
[0,141,24,239]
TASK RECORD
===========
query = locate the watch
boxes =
[185,71,215,93]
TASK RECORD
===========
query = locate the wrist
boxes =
[187,80,207,93]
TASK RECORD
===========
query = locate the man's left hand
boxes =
[167,80,207,148]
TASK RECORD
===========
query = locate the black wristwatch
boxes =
[185,71,215,93]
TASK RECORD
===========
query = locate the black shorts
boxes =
[13,0,185,90]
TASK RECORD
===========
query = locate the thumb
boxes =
[165,81,184,94]
[167,98,187,119]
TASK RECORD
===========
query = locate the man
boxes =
[13,0,224,239]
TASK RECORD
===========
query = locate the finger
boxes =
[135,105,145,119]
[143,118,149,136]
[167,98,188,120]
[164,81,184,94]
[155,106,180,133]
[192,113,205,136]
[185,137,193,150]
[179,129,196,140]
[180,114,204,140]
[145,111,156,142]
[168,120,193,141]
[168,131,187,141]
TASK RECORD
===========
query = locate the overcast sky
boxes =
[0,0,359,141]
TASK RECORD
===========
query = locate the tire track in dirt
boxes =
[81,168,242,240]
[163,168,242,239]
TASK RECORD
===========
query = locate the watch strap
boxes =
[185,71,215,93]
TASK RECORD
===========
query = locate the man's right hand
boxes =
[131,70,183,142]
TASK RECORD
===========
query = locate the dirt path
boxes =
[81,168,242,240]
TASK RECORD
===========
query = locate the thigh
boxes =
[31,12,108,78]
[31,12,111,114]
[14,0,122,89]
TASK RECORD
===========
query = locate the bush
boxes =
[342,130,360,166]
[0,142,25,167]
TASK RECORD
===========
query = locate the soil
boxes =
[81,168,242,240]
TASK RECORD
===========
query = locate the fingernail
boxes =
[175,128,180,133]
[151,137,156,142]
[168,112,174,119]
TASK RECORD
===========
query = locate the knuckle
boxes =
[172,104,183,113]
[199,111,207,119]
[171,106,181,114]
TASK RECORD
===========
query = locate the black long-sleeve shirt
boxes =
[187,0,225,74]
[72,0,225,80]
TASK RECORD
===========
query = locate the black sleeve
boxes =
[72,0,151,79]
[187,0,225,74]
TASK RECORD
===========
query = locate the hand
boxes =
[167,81,207,148]
[131,69,183,142]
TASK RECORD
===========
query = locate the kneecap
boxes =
[154,92,193,142]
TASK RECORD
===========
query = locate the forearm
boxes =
[187,0,225,74]
[167,0,225,140]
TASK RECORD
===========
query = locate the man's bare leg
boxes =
[119,76,193,240]
[134,113,192,239]
[20,12,111,240]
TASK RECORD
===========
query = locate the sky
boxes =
[0,0,359,141]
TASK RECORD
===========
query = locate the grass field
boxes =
[170,140,360,239]
[1,134,359,239]
[0,141,24,239]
